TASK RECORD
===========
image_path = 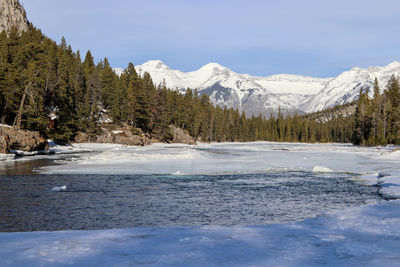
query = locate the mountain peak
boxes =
[130,59,400,117]
[0,0,29,33]
[199,62,226,71]
[141,60,170,70]
[385,61,400,69]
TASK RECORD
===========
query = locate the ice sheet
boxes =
[38,142,400,198]
[38,142,385,174]
[1,199,400,266]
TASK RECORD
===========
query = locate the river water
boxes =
[0,144,381,232]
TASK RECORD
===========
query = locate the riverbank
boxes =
[0,124,196,156]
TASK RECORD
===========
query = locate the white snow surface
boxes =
[124,60,400,116]
[1,200,400,266]
[134,60,330,95]
[3,142,400,266]
[113,67,124,77]
[312,166,334,173]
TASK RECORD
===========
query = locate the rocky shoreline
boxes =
[0,124,196,155]
[74,124,196,146]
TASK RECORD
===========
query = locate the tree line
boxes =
[0,26,398,145]
[352,76,400,145]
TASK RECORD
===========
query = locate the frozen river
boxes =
[1,142,400,266]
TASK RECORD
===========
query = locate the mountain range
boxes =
[115,60,400,117]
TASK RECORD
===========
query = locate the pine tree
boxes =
[384,75,400,143]
[99,57,117,110]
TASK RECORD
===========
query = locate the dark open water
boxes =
[0,170,380,232]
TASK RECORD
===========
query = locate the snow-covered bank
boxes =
[359,149,400,199]
[1,199,400,266]
[0,143,93,160]
[0,143,94,174]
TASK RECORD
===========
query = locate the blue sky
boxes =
[21,0,400,77]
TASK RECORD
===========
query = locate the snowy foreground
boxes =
[1,142,400,266]
[1,200,400,266]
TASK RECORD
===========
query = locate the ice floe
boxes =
[312,166,334,173]
[50,185,67,192]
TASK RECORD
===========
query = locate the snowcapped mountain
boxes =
[116,60,400,117]
[301,61,400,113]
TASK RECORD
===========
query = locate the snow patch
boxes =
[113,67,124,77]
[0,123,12,128]
[171,171,185,175]
[312,166,334,173]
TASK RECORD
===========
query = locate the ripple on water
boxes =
[0,172,380,232]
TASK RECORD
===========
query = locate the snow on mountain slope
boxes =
[113,67,124,77]
[116,60,400,117]
[302,61,400,113]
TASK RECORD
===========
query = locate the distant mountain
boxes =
[116,60,400,117]
[301,61,400,113]
[0,0,29,33]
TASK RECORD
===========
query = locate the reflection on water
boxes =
[0,159,56,175]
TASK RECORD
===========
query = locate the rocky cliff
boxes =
[0,0,29,33]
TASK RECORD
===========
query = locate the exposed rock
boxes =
[7,127,48,151]
[74,124,151,146]
[169,125,197,145]
[74,131,90,144]
[0,135,9,153]
[0,125,48,153]
[74,124,197,146]
[0,0,29,33]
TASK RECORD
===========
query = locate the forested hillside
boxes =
[352,77,400,145]
[0,26,398,145]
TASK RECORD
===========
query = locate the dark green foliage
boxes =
[349,76,400,145]
[0,26,399,146]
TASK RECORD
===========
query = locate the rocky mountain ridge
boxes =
[0,0,29,33]
[120,60,400,117]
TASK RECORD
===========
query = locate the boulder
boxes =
[0,135,9,153]
[169,125,197,145]
[0,125,48,153]
[7,127,48,151]
[74,131,90,143]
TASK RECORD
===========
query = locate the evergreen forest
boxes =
[0,26,399,146]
